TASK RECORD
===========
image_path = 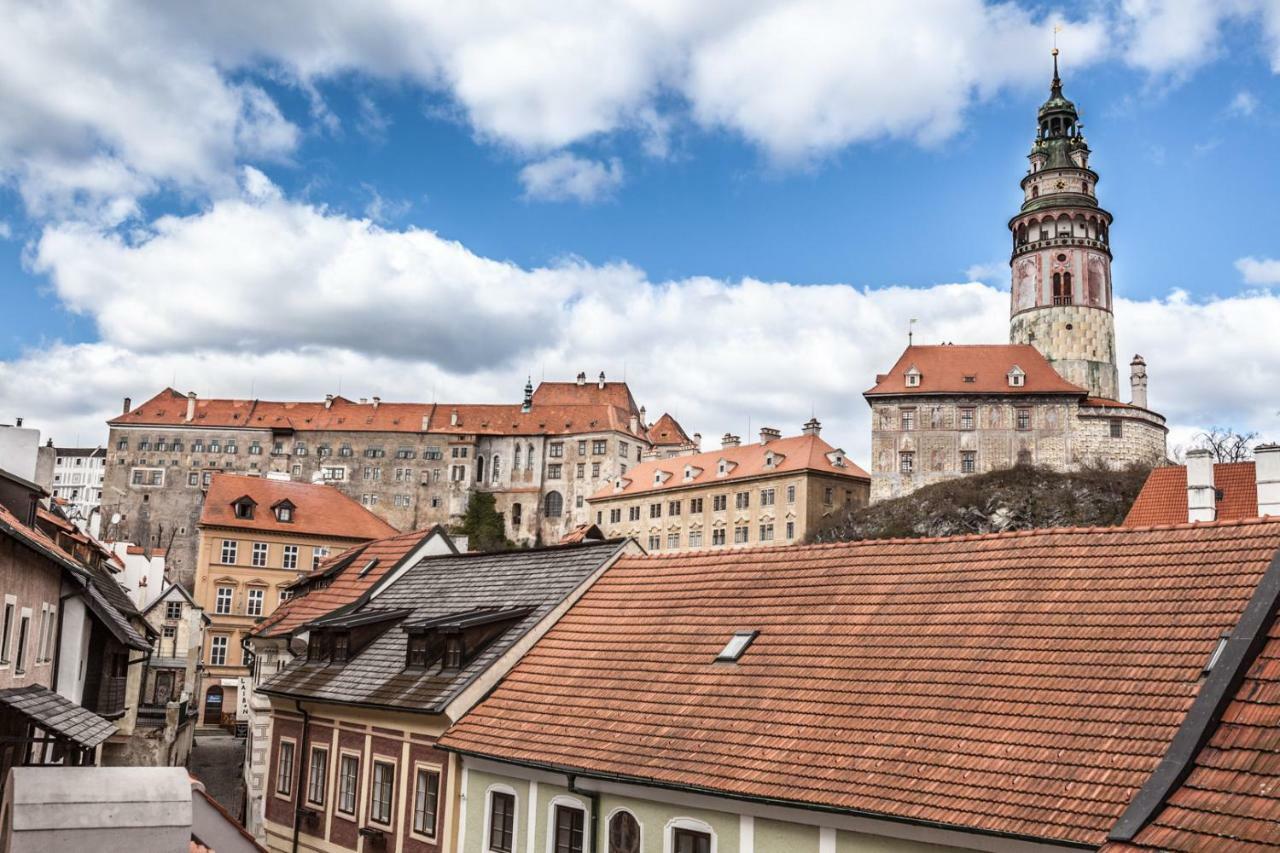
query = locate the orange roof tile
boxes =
[198,474,398,540]
[1124,463,1259,527]
[590,433,867,500]
[865,344,1086,396]
[531,380,639,415]
[424,403,641,437]
[251,527,448,638]
[645,412,692,446]
[440,520,1280,848]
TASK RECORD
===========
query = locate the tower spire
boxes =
[1051,25,1063,96]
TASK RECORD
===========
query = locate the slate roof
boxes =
[260,540,629,713]
[0,685,117,748]
[1125,462,1260,527]
[865,344,1087,397]
[439,519,1280,848]
[199,474,398,540]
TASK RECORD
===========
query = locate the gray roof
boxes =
[0,685,117,748]
[261,540,627,713]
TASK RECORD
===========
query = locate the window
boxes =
[961,450,977,473]
[545,491,564,517]
[312,547,329,571]
[165,600,182,620]
[220,540,237,564]
[591,462,601,478]
[322,466,345,481]
[734,491,749,510]
[210,635,228,666]
[365,447,386,458]
[759,523,774,541]
[512,503,522,528]
[252,542,268,567]
[963,374,976,384]
[608,811,641,853]
[649,503,661,519]
[760,488,775,506]
[224,441,237,454]
[688,530,703,548]
[307,747,328,805]
[282,545,298,570]
[609,508,622,524]
[576,462,585,478]
[489,791,516,853]
[554,804,585,853]
[413,768,440,837]
[188,472,199,487]
[276,740,295,796]
[712,494,727,512]
[672,828,712,853]
[899,452,915,474]
[275,504,293,522]
[734,525,749,544]
[246,587,265,617]
[901,408,915,430]
[667,532,680,549]
[396,447,415,459]
[711,528,726,546]
[234,500,254,519]
[338,754,359,815]
[548,464,562,479]
[215,586,233,615]
[824,486,834,504]
[592,440,607,455]
[689,498,703,513]
[960,408,975,430]
[331,632,350,662]
[1016,408,1032,431]
[576,440,588,456]
[785,521,795,540]
[369,760,394,825]
[443,636,463,669]
[14,613,29,673]
[648,534,661,550]
[249,441,262,455]
[716,630,758,662]
[1110,419,1123,438]
[549,442,564,458]
[627,506,640,521]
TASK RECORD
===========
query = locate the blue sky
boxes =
[1,1,1278,457]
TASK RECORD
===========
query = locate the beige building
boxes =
[588,421,869,551]
[193,474,397,727]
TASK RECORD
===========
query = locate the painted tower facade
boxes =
[1008,50,1119,401]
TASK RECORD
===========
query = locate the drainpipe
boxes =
[568,774,599,853]
[292,699,311,853]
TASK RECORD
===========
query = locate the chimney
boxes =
[597,371,606,389]
[629,414,640,434]
[759,427,781,444]
[639,405,647,427]
[371,396,380,410]
[122,397,132,415]
[450,408,459,427]
[324,394,334,409]
[522,378,533,414]
[1186,449,1216,523]
[14,417,22,428]
[721,433,740,449]
[1256,444,1280,517]
[802,417,822,437]
[185,391,197,422]
[1130,355,1148,409]
[693,432,702,450]
[576,372,586,386]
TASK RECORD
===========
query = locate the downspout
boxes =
[568,774,599,853]
[292,699,311,853]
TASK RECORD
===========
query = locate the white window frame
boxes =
[663,817,717,853]
[246,587,265,617]
[606,807,645,853]
[220,539,237,565]
[2,595,17,667]
[367,755,397,827]
[209,634,229,666]
[251,542,268,567]
[274,736,297,800]
[545,795,588,853]
[483,784,520,853]
[282,545,298,571]
[215,585,234,615]
[335,750,361,820]
[306,745,328,807]
[410,761,443,841]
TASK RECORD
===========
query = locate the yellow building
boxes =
[587,421,869,552]
[193,474,397,726]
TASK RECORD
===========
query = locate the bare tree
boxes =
[1191,427,1258,463]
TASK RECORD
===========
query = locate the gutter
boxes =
[568,774,599,853]
[292,699,311,853]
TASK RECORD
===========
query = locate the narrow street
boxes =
[189,732,246,819]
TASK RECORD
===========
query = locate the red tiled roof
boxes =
[1102,615,1280,852]
[865,344,1086,396]
[198,474,397,540]
[645,412,692,447]
[531,380,639,415]
[590,433,867,500]
[1124,463,1259,527]
[251,527,444,638]
[440,520,1280,847]
[424,403,641,437]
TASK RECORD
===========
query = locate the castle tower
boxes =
[1008,49,1119,400]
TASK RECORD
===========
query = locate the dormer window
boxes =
[332,632,350,663]
[1007,366,1026,387]
[233,499,255,520]
[717,461,727,476]
[273,500,295,523]
[904,366,922,388]
[765,453,774,468]
[443,636,463,670]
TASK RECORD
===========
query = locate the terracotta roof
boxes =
[531,380,640,415]
[1125,463,1259,527]
[251,527,451,638]
[1102,610,1280,851]
[198,474,398,540]
[645,412,692,447]
[424,403,642,437]
[439,520,1280,848]
[559,524,605,544]
[865,344,1086,396]
[590,433,868,500]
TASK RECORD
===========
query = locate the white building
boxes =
[51,447,106,532]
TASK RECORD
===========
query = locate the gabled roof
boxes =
[142,583,202,616]
[591,433,867,500]
[531,380,640,416]
[1124,462,1259,527]
[645,412,692,447]
[439,519,1280,849]
[0,685,116,748]
[250,526,454,639]
[260,539,629,713]
[198,474,397,540]
[865,344,1087,397]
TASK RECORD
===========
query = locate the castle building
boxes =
[867,51,1167,502]
[102,374,691,585]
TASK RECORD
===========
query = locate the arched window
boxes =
[491,454,501,483]
[608,811,640,853]
[544,491,563,518]
[526,444,534,471]
[513,444,521,470]
[475,455,485,482]
[1031,185,1039,198]
[1054,272,1072,305]
[511,503,522,528]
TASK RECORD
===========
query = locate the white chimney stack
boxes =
[597,371,606,390]
[802,417,822,437]
[1130,355,1148,409]
[721,433,741,449]
[759,427,781,444]
[576,372,586,386]
[1255,444,1280,518]
[1186,449,1216,523]
[450,408,459,427]
[185,391,197,422]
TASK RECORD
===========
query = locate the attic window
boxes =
[358,558,379,577]
[904,367,921,387]
[234,500,254,520]
[717,461,727,476]
[443,636,464,670]
[1204,634,1230,675]
[332,632,350,663]
[963,374,977,384]
[275,504,293,522]
[715,630,758,663]
[765,453,775,467]
[1008,368,1026,387]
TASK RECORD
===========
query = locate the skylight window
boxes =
[1204,634,1230,674]
[358,558,380,577]
[715,630,758,663]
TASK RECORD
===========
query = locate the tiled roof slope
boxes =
[439,520,1280,848]
[423,403,641,437]
[199,474,397,540]
[252,527,447,638]
[531,380,640,415]
[592,433,868,500]
[1125,463,1259,527]
[646,413,691,447]
[1103,615,1280,852]
[866,344,1086,396]
[0,685,116,748]
[261,540,628,712]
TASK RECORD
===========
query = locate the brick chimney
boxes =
[1186,449,1216,523]
[185,391,197,422]
[759,427,781,444]
[802,417,822,437]
[721,433,740,449]
[1256,444,1280,517]
[1130,355,1148,409]
[122,397,132,415]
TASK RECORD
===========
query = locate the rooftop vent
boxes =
[1203,634,1230,675]
[715,630,759,663]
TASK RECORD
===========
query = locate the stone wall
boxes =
[1010,304,1119,400]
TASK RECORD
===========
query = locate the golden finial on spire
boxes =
[1051,24,1063,91]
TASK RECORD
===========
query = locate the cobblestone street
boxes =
[189,733,246,819]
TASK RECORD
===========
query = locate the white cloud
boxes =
[0,221,11,240]
[1236,256,1280,284]
[6,189,1280,463]
[1227,90,1260,117]
[965,261,1008,283]
[519,154,625,203]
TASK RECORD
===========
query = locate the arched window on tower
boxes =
[544,491,563,518]
[1054,272,1072,306]
[1032,185,1040,199]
